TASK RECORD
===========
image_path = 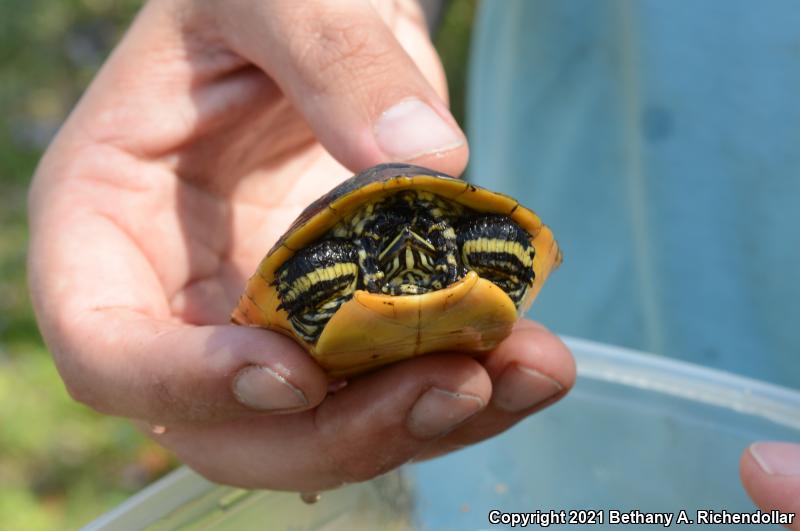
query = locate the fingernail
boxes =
[374,98,464,161]
[749,442,800,476]
[492,364,563,413]
[407,387,484,439]
[233,365,308,411]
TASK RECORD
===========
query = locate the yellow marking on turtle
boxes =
[462,238,533,268]
[282,263,358,303]
[405,248,414,270]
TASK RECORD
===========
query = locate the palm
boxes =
[79,53,353,327]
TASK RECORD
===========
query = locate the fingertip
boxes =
[224,326,330,412]
[293,354,490,484]
[106,321,330,421]
[739,443,760,491]
[407,140,470,178]
[740,442,800,529]
[406,98,470,177]
[488,319,576,392]
[411,326,574,455]
[232,364,317,413]
[372,97,469,174]
[324,96,470,176]
[216,0,467,176]
[324,353,492,421]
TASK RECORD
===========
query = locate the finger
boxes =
[213,0,469,175]
[420,320,575,457]
[740,442,800,530]
[28,161,332,424]
[155,353,491,491]
[482,321,575,411]
[48,308,330,423]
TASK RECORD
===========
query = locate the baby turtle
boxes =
[232,163,561,378]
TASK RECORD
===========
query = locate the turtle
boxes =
[232,163,561,379]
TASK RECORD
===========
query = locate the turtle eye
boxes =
[275,239,360,343]
[457,215,536,307]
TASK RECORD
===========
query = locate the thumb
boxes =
[215,0,469,175]
[47,308,331,424]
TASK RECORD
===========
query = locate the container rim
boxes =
[564,336,800,430]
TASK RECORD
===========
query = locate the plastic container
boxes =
[85,337,800,530]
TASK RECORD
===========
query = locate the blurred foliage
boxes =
[0,0,144,185]
[1,1,176,529]
[434,0,477,129]
[0,0,475,528]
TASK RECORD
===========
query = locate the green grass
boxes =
[0,1,474,528]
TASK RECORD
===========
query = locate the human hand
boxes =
[27,0,575,491]
[740,442,800,529]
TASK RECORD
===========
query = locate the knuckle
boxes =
[48,343,111,414]
[61,375,107,413]
[150,378,182,417]
[321,428,413,483]
[57,368,117,416]
[314,405,407,483]
[290,11,397,91]
[177,450,256,489]
[147,376,209,422]
[184,458,230,486]
[329,446,400,483]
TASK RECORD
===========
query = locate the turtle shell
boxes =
[232,163,561,378]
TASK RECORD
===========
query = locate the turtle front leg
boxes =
[456,215,536,307]
[274,238,360,343]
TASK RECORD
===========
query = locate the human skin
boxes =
[29,0,798,518]
[27,0,575,491]
[740,443,800,530]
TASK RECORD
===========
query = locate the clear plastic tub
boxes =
[85,337,800,530]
